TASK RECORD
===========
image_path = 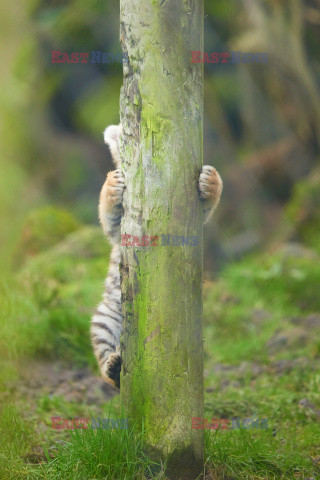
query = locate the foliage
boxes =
[16,206,80,261]
[1,226,110,372]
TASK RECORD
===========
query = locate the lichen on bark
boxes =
[119,1,204,478]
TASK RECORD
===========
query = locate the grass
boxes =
[204,248,320,365]
[1,399,318,480]
[31,422,167,480]
[0,225,110,373]
[0,221,320,479]
[205,427,316,480]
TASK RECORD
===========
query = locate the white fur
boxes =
[103,124,123,167]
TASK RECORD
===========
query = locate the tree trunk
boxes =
[119,1,204,478]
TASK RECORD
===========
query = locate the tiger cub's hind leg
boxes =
[91,245,122,390]
[91,287,122,389]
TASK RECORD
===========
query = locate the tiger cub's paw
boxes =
[198,165,223,203]
[104,350,121,390]
[105,169,125,208]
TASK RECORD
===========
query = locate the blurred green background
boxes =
[1,0,320,270]
[1,1,320,479]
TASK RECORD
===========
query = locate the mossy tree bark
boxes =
[119,1,204,478]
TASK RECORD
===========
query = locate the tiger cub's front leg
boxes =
[91,169,125,390]
[198,165,223,222]
[98,169,125,245]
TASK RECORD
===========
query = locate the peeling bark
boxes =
[119,1,204,478]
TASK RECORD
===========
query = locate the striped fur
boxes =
[91,123,223,390]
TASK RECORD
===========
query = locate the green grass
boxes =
[0,399,168,480]
[1,221,320,479]
[1,399,318,480]
[30,422,167,480]
[0,405,37,480]
[204,247,320,365]
[205,427,317,480]
[201,247,320,479]
[0,225,110,376]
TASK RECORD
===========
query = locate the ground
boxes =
[0,214,319,479]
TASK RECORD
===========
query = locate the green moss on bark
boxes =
[119,1,204,478]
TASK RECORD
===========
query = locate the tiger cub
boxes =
[90,124,223,389]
